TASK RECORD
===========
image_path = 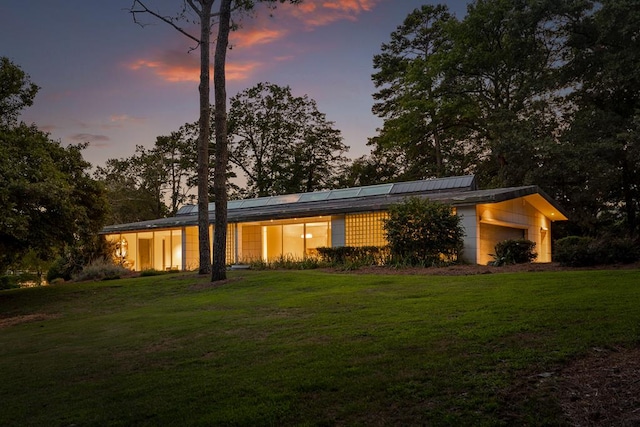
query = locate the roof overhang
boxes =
[101,184,567,234]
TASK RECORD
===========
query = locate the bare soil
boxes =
[555,346,640,426]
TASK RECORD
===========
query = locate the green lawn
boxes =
[1,269,639,426]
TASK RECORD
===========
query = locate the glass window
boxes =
[345,212,389,247]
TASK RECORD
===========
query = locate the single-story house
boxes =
[100,175,567,270]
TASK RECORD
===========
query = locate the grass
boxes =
[1,269,639,426]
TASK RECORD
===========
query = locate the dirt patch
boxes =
[0,313,60,329]
[555,346,640,426]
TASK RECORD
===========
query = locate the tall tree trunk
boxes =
[196,1,213,275]
[211,0,231,281]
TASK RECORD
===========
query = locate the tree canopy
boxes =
[0,57,39,127]
[228,82,348,197]
[368,0,640,239]
[0,57,109,275]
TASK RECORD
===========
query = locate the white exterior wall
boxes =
[457,206,479,265]
[331,215,346,247]
[476,198,553,264]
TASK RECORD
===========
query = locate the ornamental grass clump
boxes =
[72,258,131,281]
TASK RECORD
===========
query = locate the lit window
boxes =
[345,212,389,247]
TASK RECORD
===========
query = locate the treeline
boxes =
[359,0,639,240]
[96,82,349,224]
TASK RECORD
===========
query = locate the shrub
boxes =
[0,275,20,290]
[316,246,388,268]
[555,236,640,267]
[242,255,325,270]
[46,257,73,283]
[491,239,537,266]
[383,197,464,266]
[72,258,131,282]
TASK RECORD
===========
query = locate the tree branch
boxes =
[129,0,201,45]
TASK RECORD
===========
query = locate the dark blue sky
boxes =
[1,0,469,168]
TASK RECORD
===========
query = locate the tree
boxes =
[338,153,400,188]
[0,57,39,127]
[0,58,108,274]
[558,0,640,238]
[371,5,471,181]
[153,130,198,215]
[449,0,568,188]
[228,82,348,197]
[0,125,109,273]
[130,0,301,281]
[382,197,464,266]
[371,1,568,187]
[95,156,164,225]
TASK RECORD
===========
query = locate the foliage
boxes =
[95,126,199,224]
[370,2,565,186]
[0,58,109,275]
[541,0,640,238]
[383,197,464,266]
[72,258,131,282]
[554,236,640,267]
[368,0,639,241]
[0,275,20,290]
[228,82,348,197]
[316,246,388,267]
[245,255,325,270]
[0,124,109,273]
[0,57,39,127]
[491,239,537,266]
[370,5,471,181]
[46,236,115,282]
[338,153,400,188]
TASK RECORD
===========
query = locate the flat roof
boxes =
[174,175,477,216]
[101,176,566,234]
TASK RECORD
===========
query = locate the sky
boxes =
[1,0,470,169]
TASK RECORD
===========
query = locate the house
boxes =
[100,175,567,270]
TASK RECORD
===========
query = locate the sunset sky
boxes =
[1,0,469,169]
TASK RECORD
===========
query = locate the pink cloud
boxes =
[284,0,382,28]
[226,61,263,80]
[232,27,288,48]
[127,0,383,83]
[129,58,199,83]
[128,47,261,83]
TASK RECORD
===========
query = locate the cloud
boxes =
[232,27,288,48]
[129,47,263,83]
[105,114,146,128]
[39,124,58,133]
[128,51,200,83]
[284,0,382,28]
[226,61,263,80]
[127,0,383,83]
[69,133,111,145]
